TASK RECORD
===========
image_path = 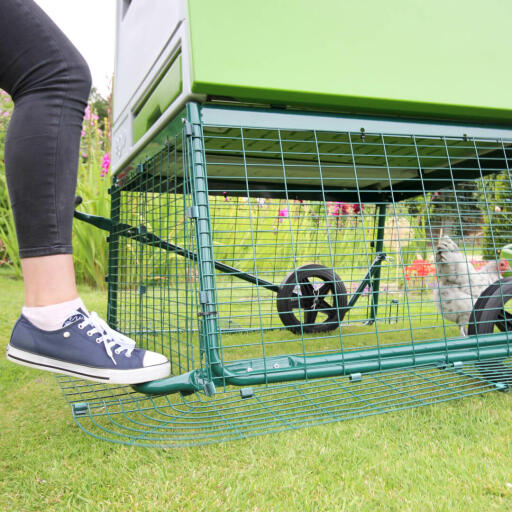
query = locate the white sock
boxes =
[22,298,89,331]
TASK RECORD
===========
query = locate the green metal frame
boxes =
[133,332,512,395]
[73,103,512,396]
[106,185,121,330]
[365,204,387,325]
[62,101,512,446]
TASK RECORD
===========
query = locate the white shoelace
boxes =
[78,312,136,365]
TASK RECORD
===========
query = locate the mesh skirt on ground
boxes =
[56,358,512,447]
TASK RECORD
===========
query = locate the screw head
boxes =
[63,332,70,338]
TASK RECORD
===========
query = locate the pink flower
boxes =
[80,130,86,137]
[353,203,364,214]
[341,203,353,215]
[84,104,99,124]
[100,152,110,177]
[330,202,350,216]
[277,207,289,224]
[3,112,9,118]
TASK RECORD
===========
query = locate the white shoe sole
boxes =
[6,344,170,385]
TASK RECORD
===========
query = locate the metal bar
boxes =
[106,184,121,329]
[367,203,387,323]
[347,252,387,309]
[73,209,113,231]
[74,211,279,292]
[133,332,512,395]
[201,105,512,140]
[187,102,223,389]
[117,228,279,292]
[222,345,511,387]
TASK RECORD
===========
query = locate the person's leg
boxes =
[22,255,78,307]
[1,0,89,261]
[1,0,170,384]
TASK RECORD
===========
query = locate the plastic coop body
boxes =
[112,0,512,174]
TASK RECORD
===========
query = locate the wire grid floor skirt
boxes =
[56,358,512,448]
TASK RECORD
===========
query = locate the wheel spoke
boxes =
[317,298,333,311]
[318,282,333,296]
[288,295,300,309]
[305,309,318,325]
[297,280,314,310]
[300,278,315,299]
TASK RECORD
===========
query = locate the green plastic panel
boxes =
[133,54,182,143]
[187,0,512,123]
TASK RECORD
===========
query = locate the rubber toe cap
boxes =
[143,350,169,368]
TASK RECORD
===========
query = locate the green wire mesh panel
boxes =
[57,359,512,447]
[61,104,512,445]
[107,131,203,378]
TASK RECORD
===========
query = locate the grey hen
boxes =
[433,236,510,336]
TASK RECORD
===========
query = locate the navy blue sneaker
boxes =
[6,308,170,384]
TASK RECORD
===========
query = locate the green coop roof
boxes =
[187,0,512,124]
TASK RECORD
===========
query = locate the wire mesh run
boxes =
[108,106,512,389]
[64,104,512,444]
[57,358,512,447]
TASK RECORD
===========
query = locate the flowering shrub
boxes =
[404,258,436,281]
[404,258,436,293]
[73,92,112,289]
[328,202,365,217]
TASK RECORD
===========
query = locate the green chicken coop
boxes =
[65,0,512,446]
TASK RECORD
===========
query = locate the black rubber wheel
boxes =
[276,263,348,334]
[467,277,512,384]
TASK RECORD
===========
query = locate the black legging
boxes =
[0,0,91,258]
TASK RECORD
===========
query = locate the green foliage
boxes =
[89,85,111,133]
[0,190,21,277]
[74,93,111,290]
[416,181,482,240]
[210,198,374,276]
[73,168,110,290]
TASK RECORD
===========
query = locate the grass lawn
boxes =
[2,266,512,511]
